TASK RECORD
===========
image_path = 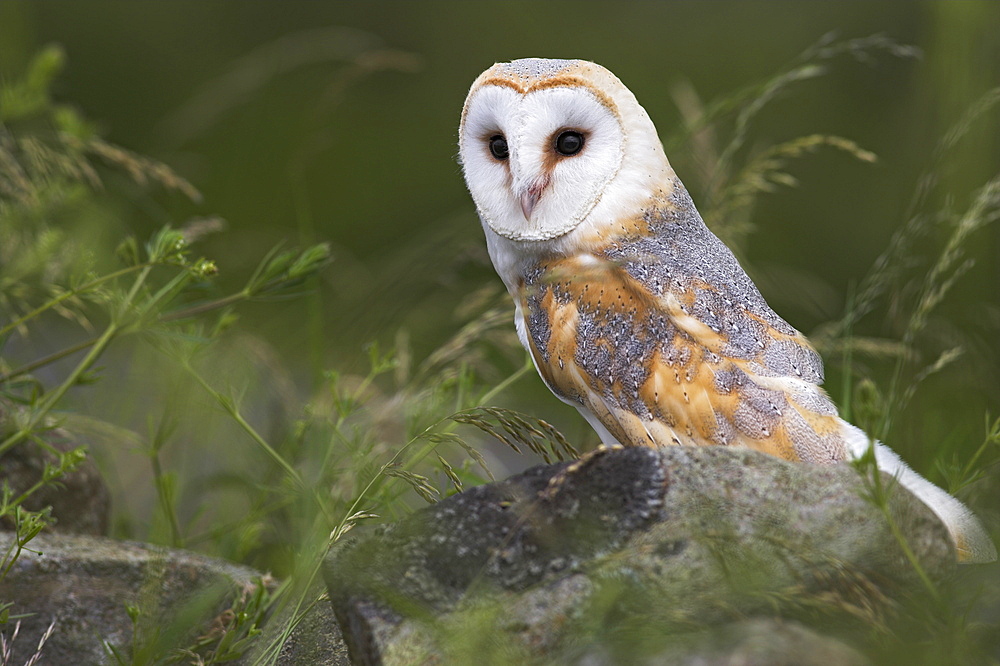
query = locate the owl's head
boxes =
[459,58,673,246]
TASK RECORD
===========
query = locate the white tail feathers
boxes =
[841,422,997,564]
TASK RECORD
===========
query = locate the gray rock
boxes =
[591,618,870,666]
[0,533,268,664]
[274,597,351,665]
[324,446,955,664]
[0,427,110,535]
[243,584,352,666]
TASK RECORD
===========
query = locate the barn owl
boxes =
[458,58,996,563]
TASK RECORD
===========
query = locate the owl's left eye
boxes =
[555,131,585,156]
[489,135,509,160]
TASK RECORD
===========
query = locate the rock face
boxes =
[636,617,871,666]
[245,585,352,666]
[324,446,956,665]
[0,428,110,535]
[0,533,267,664]
[0,446,965,664]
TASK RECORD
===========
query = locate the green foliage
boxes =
[670,36,1000,663]
[0,25,997,665]
[0,47,335,662]
[0,44,556,663]
[936,414,1000,495]
[666,32,1000,483]
[665,33,915,252]
[104,577,272,666]
[451,406,579,464]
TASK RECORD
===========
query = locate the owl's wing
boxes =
[516,186,995,562]
[517,187,848,463]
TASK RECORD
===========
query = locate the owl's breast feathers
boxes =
[518,182,849,464]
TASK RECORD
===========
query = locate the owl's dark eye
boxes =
[555,131,585,156]
[489,135,509,160]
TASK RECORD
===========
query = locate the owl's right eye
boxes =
[489,135,509,160]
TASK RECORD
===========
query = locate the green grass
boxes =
[0,34,998,664]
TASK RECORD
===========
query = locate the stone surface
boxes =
[0,446,962,664]
[0,427,111,535]
[593,618,871,666]
[324,446,956,664]
[244,584,352,666]
[0,533,267,664]
[274,598,351,666]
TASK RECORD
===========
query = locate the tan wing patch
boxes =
[519,252,847,464]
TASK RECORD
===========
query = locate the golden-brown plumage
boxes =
[517,190,846,465]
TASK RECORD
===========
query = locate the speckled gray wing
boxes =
[519,180,850,464]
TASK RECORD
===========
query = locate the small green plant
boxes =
[103,577,272,666]
[0,46,332,662]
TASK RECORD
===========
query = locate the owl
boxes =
[458,58,996,563]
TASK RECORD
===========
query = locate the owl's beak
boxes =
[519,176,549,221]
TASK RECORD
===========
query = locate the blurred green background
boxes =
[1,2,998,540]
